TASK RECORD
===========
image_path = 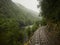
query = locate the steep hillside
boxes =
[0,0,40,45]
[13,3,40,26]
[0,0,39,27]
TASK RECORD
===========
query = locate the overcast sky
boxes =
[12,0,39,13]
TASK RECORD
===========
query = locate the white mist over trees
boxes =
[12,0,39,13]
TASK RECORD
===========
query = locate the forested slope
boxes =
[0,0,39,45]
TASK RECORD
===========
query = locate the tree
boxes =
[38,0,60,23]
[38,0,60,45]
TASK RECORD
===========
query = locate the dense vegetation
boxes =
[38,0,60,45]
[38,0,60,22]
[0,0,40,45]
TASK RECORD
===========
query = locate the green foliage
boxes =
[38,0,60,22]
[40,17,47,26]
[0,18,22,45]
[38,0,60,45]
[31,21,40,33]
[0,0,40,45]
[26,27,32,38]
[13,3,39,26]
[24,21,40,40]
[0,0,39,45]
